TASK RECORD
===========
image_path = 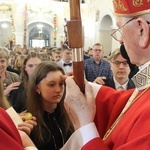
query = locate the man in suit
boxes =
[57,45,73,75]
[94,48,135,90]
[84,43,112,82]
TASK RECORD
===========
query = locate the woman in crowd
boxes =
[9,51,16,68]
[12,44,22,54]
[14,54,25,75]
[27,61,74,150]
[7,51,20,75]
[0,47,20,96]
[8,52,42,113]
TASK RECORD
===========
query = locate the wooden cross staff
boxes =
[67,0,85,93]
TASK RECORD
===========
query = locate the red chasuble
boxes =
[82,86,150,149]
[0,107,23,150]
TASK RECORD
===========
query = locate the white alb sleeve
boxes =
[88,82,102,98]
[24,146,38,150]
[61,122,99,150]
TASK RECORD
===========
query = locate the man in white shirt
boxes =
[57,45,73,75]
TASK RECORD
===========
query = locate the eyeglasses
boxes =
[111,18,150,41]
[111,61,129,67]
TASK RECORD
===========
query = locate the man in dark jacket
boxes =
[94,48,135,90]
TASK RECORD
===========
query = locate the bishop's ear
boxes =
[138,18,150,48]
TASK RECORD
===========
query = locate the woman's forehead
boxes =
[0,55,8,59]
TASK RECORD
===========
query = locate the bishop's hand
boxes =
[64,77,96,130]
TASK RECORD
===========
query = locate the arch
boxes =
[98,9,120,55]
[27,20,54,28]
[99,9,116,28]
[26,21,54,47]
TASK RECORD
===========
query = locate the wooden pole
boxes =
[67,0,85,93]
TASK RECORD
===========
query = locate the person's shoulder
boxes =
[84,57,93,63]
[57,60,61,64]
[7,66,20,75]
[84,55,91,60]
[101,59,110,64]
[6,71,20,82]
[0,107,7,116]
[127,79,136,89]
[101,59,111,67]
[103,77,114,87]
[0,107,16,130]
[57,60,63,65]
[6,71,19,77]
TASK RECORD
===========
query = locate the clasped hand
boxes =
[18,111,37,136]
[64,77,96,130]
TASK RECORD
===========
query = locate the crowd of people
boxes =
[1,0,150,149]
[0,38,139,150]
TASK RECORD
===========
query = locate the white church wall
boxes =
[0,0,119,52]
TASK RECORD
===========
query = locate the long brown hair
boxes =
[27,61,73,144]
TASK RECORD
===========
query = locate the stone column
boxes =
[13,3,25,47]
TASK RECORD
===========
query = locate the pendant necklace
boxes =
[47,113,65,150]
[52,116,65,149]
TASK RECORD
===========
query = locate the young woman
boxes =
[27,61,74,150]
[8,52,42,113]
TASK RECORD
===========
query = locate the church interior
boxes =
[0,0,119,55]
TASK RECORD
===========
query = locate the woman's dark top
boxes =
[30,106,73,150]
[8,82,27,113]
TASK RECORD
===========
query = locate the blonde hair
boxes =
[0,47,10,60]
[14,55,25,73]
[109,48,121,62]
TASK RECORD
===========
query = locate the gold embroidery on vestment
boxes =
[113,0,127,12]
[133,0,143,7]
[132,64,150,90]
